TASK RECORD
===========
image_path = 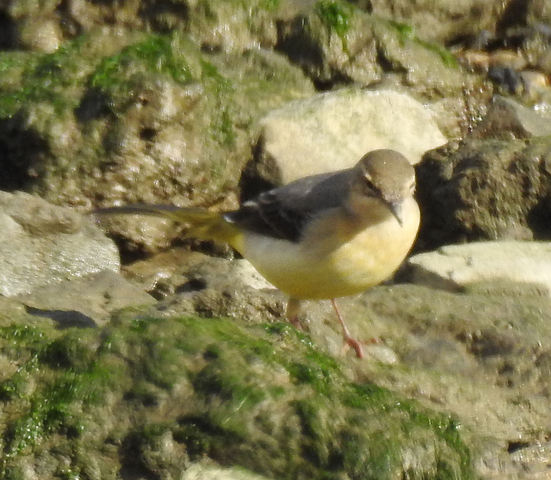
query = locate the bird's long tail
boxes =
[93,205,243,250]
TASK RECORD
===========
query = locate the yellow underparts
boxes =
[237,198,420,300]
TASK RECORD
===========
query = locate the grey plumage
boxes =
[224,168,354,242]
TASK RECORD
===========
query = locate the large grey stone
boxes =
[254,89,447,184]
[405,241,551,294]
[17,270,156,326]
[0,191,120,296]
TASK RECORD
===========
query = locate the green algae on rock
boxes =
[0,312,477,479]
[0,29,314,251]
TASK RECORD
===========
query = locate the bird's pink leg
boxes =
[286,298,302,327]
[331,298,363,358]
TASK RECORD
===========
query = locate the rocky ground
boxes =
[1,0,551,479]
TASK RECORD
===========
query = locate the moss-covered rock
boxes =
[0,29,314,250]
[0,310,477,479]
[1,0,284,52]
[277,2,470,95]
[361,0,503,44]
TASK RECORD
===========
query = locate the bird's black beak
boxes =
[387,201,403,226]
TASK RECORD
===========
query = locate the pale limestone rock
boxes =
[19,17,63,53]
[257,88,447,183]
[406,241,551,295]
[182,463,272,480]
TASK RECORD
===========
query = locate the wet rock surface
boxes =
[0,30,314,251]
[0,191,119,297]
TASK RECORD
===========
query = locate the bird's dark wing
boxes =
[224,168,353,242]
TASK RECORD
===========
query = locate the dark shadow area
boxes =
[507,441,531,454]
[275,17,328,84]
[75,87,111,122]
[26,306,97,329]
[0,12,17,49]
[55,0,82,38]
[237,142,279,204]
[119,431,163,480]
[0,115,49,190]
[496,0,529,34]
[527,197,551,240]
[138,0,189,33]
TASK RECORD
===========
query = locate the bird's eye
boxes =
[362,176,377,195]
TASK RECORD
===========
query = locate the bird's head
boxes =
[351,149,416,226]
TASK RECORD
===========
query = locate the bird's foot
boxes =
[288,315,301,328]
[286,298,304,329]
[343,335,364,359]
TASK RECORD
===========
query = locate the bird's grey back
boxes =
[225,168,354,242]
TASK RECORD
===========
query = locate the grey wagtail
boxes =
[95,149,420,358]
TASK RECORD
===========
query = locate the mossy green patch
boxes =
[316,0,353,39]
[260,0,280,10]
[388,19,416,42]
[91,34,193,88]
[0,324,48,400]
[0,312,476,479]
[416,39,458,68]
[90,33,193,114]
[199,59,237,147]
[0,31,196,121]
[0,36,90,118]
[200,59,233,93]
[387,20,458,68]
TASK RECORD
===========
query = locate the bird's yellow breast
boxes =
[237,197,420,300]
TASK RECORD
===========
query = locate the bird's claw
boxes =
[343,336,364,359]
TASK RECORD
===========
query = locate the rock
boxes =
[509,441,551,478]
[16,270,156,327]
[416,136,551,249]
[276,5,478,100]
[405,241,551,295]
[3,271,551,478]
[0,191,120,297]
[367,0,502,44]
[501,0,551,31]
[129,251,285,326]
[472,95,551,138]
[0,30,314,252]
[519,70,551,100]
[364,344,399,365]
[249,89,446,185]
[0,0,285,52]
[182,463,272,480]
[123,248,276,301]
[18,17,62,52]
[0,296,481,480]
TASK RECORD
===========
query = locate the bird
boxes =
[94,149,420,358]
